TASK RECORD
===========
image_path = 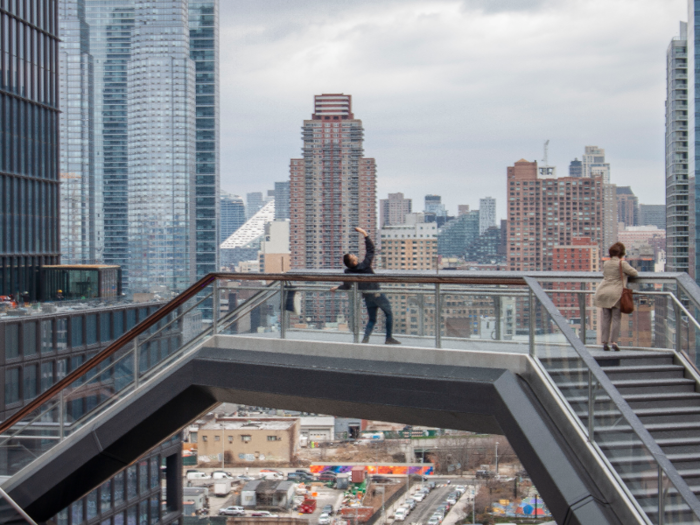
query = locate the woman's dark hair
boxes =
[343,254,355,268]
[609,242,626,258]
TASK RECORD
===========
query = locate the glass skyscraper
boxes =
[1,0,61,300]
[189,1,219,280]
[59,0,219,292]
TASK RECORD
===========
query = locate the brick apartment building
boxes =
[289,94,377,324]
[506,159,604,271]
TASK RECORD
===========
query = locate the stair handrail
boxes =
[525,276,700,521]
[0,273,218,436]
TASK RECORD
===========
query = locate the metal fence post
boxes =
[280,281,286,339]
[419,294,425,337]
[529,289,536,357]
[579,282,587,344]
[353,282,360,344]
[435,283,442,349]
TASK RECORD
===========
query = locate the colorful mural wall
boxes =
[491,497,551,518]
[310,464,434,475]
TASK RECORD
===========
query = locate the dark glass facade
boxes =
[189,1,219,279]
[0,0,61,300]
[0,303,183,525]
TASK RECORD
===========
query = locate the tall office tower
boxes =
[1,0,60,300]
[127,0,196,293]
[437,211,480,257]
[379,192,412,228]
[59,0,219,291]
[458,205,470,215]
[246,192,264,220]
[582,146,611,183]
[640,204,667,230]
[219,192,246,244]
[616,186,639,227]
[289,94,377,271]
[59,0,96,265]
[667,22,692,275]
[506,160,604,271]
[569,158,583,178]
[189,1,220,280]
[602,183,618,251]
[274,181,290,220]
[479,196,496,234]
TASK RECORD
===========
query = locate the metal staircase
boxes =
[0,271,698,525]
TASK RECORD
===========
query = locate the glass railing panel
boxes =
[0,281,218,478]
[659,470,700,525]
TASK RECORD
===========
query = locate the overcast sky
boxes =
[219,0,686,221]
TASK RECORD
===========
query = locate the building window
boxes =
[86,490,98,521]
[139,500,148,525]
[41,320,53,353]
[23,365,37,400]
[5,368,19,405]
[267,436,280,442]
[41,362,54,393]
[241,435,251,443]
[71,501,84,525]
[228,436,233,443]
[100,479,112,513]
[139,460,148,494]
[114,472,125,506]
[23,322,37,356]
[71,317,83,347]
[127,505,137,525]
[202,436,208,442]
[5,324,19,359]
[214,435,220,441]
[57,318,68,351]
[86,315,97,345]
[127,465,138,500]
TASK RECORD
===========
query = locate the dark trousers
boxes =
[363,293,393,340]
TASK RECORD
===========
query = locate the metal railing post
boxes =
[435,283,442,349]
[529,289,536,357]
[353,283,360,344]
[418,294,425,337]
[133,341,140,390]
[494,295,501,341]
[674,297,682,353]
[587,374,595,442]
[212,279,219,335]
[579,282,587,344]
[59,389,65,440]
[280,281,286,340]
[659,466,665,525]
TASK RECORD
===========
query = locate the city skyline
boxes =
[218,0,682,216]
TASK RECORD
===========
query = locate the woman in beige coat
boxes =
[594,242,638,351]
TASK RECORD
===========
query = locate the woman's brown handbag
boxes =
[619,261,634,314]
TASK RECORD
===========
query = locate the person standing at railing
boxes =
[330,227,401,345]
[594,242,638,351]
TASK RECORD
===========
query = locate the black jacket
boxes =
[338,236,380,292]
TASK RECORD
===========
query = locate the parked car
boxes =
[219,506,245,516]
[453,485,466,495]
[288,472,316,482]
[260,472,285,480]
[250,511,274,517]
[212,471,234,480]
[371,475,392,483]
[428,481,436,489]
[428,516,441,525]
[318,471,337,482]
[404,498,416,510]
[394,508,408,521]
[413,493,425,502]
[186,471,211,480]
[321,504,334,515]
[318,513,331,525]
[237,475,255,482]
[446,493,458,505]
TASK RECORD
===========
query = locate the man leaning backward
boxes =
[331,227,401,345]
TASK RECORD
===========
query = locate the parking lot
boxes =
[387,478,474,525]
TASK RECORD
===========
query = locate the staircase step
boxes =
[557,377,696,395]
[621,468,700,486]
[609,452,700,472]
[596,421,700,440]
[599,437,700,455]
[600,364,686,380]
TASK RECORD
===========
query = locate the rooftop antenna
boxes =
[542,140,550,166]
